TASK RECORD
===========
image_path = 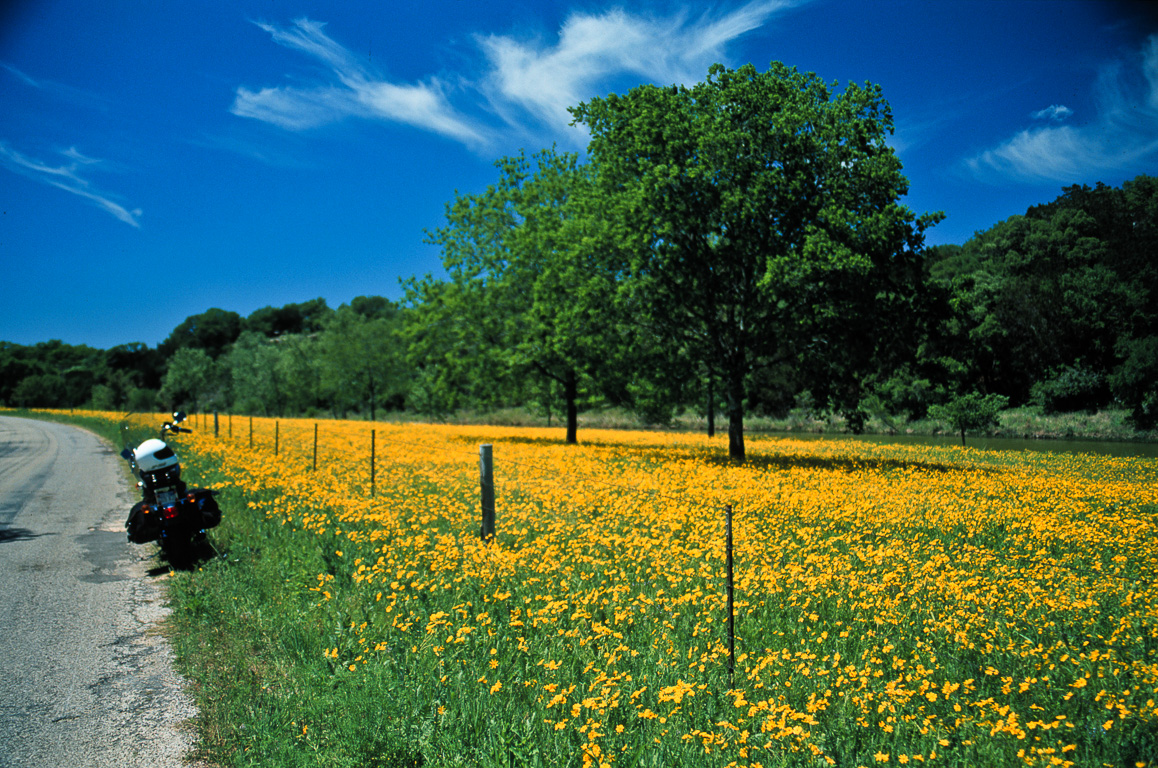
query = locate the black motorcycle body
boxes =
[121,412,221,563]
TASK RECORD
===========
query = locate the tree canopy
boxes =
[414,148,654,443]
[160,307,243,359]
[571,62,940,459]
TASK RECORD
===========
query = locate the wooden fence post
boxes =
[214,411,219,438]
[479,444,495,542]
[275,421,279,457]
[370,430,376,497]
[249,417,253,448]
[313,423,318,471]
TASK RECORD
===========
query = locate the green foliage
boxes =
[11,373,68,407]
[928,391,1010,445]
[244,297,331,338]
[319,303,406,420]
[414,148,654,443]
[105,342,163,391]
[936,209,1141,404]
[161,347,224,412]
[1030,364,1109,414]
[274,334,328,416]
[931,174,1157,418]
[0,339,107,407]
[1110,335,1158,430]
[161,307,243,359]
[223,332,287,416]
[125,386,160,412]
[867,366,935,420]
[572,61,939,459]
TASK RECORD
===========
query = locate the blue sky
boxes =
[2,0,1157,349]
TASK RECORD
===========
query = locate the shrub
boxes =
[928,391,1009,445]
[1030,364,1110,414]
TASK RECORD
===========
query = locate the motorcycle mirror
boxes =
[120,448,134,461]
[173,411,187,423]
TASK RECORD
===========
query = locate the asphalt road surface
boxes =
[0,416,205,768]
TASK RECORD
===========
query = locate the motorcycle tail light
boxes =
[162,505,180,520]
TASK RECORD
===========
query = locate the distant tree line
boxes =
[920,175,1158,431]
[4,63,1156,454]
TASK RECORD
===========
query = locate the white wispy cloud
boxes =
[966,35,1158,183]
[1030,104,1072,121]
[231,19,487,146]
[477,1,792,135]
[232,3,799,150]
[1,61,41,88]
[0,142,141,227]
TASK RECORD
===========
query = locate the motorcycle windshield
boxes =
[118,411,163,479]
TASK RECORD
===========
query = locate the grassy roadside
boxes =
[159,461,427,767]
[0,409,425,766]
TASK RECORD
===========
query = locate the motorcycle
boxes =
[121,412,221,566]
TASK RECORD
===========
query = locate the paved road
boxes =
[0,416,205,768]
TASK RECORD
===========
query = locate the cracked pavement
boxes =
[0,416,207,768]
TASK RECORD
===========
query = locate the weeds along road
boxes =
[0,416,204,768]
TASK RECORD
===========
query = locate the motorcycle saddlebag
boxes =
[126,501,160,543]
[186,488,222,530]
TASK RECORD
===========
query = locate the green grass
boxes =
[164,507,428,767]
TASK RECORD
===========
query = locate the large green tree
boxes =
[401,276,515,417]
[160,347,224,412]
[419,149,651,443]
[318,303,405,420]
[223,331,287,415]
[572,62,939,460]
[275,333,327,415]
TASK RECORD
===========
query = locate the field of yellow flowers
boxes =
[111,413,1158,766]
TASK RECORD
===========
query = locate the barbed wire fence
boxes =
[200,411,744,686]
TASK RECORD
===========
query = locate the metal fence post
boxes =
[480,444,495,542]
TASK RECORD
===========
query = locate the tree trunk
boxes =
[726,368,745,462]
[707,376,715,438]
[564,368,578,445]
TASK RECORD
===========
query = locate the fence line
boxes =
[186,412,745,675]
[196,413,735,522]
